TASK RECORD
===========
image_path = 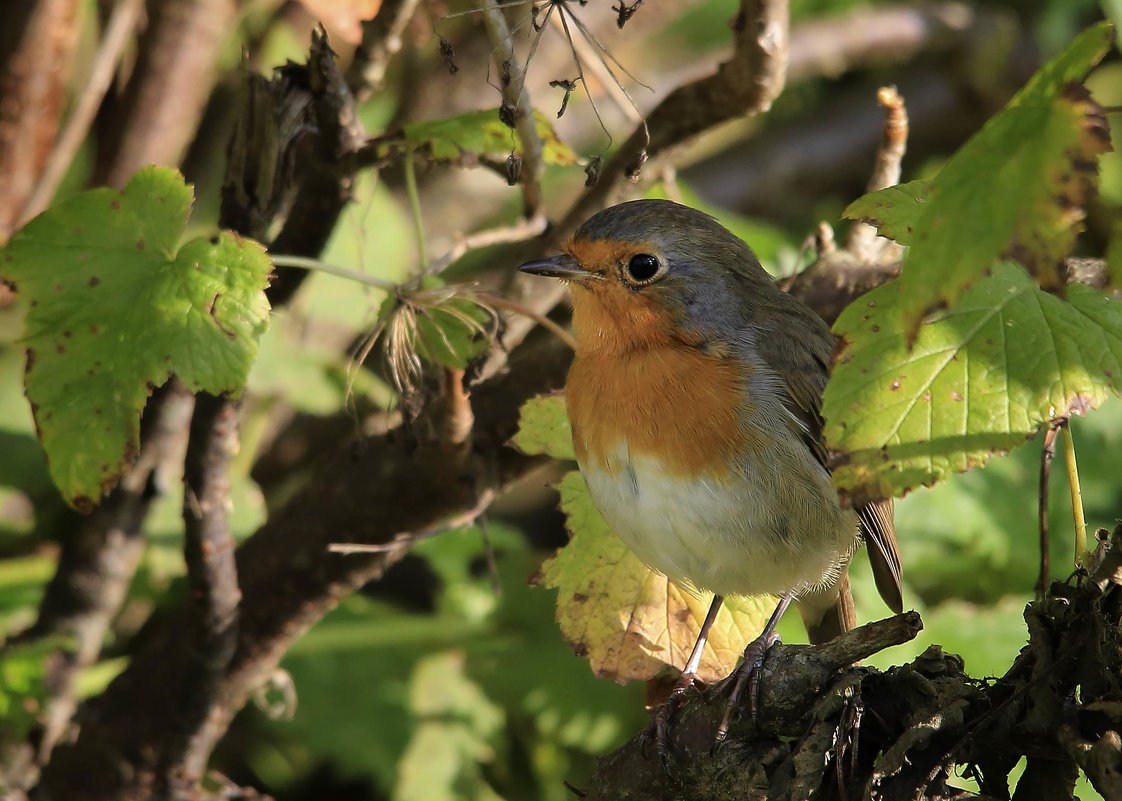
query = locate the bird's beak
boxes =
[517,253,591,280]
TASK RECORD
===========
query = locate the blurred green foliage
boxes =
[0,1,1120,799]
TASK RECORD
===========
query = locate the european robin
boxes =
[519,199,902,745]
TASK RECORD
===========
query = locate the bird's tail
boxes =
[797,573,856,645]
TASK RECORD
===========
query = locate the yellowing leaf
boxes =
[534,472,772,684]
[511,394,574,460]
[893,22,1113,340]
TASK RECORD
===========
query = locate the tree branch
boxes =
[479,0,546,218]
[161,392,241,796]
[558,0,789,233]
[11,383,195,766]
[16,0,145,225]
[345,0,423,100]
[0,0,83,240]
[94,0,241,189]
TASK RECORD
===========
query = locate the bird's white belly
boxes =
[580,443,858,599]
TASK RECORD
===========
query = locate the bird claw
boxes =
[639,671,698,773]
[714,629,781,745]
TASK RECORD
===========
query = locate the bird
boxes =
[518,199,902,747]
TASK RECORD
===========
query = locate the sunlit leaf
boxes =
[534,472,772,684]
[892,23,1113,339]
[511,393,574,461]
[842,179,932,247]
[0,167,271,509]
[393,651,503,801]
[372,109,580,166]
[825,262,1122,501]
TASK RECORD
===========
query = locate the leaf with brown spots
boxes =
[824,262,1122,502]
[888,22,1114,341]
[842,179,932,247]
[0,167,271,509]
[532,471,771,684]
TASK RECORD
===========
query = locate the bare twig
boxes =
[479,0,546,218]
[1036,421,1061,600]
[163,392,242,793]
[558,0,789,230]
[845,85,908,262]
[0,0,83,239]
[15,383,195,765]
[95,0,242,188]
[345,0,423,100]
[16,0,144,224]
[328,488,497,555]
[427,214,548,275]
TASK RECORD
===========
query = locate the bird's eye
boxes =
[623,253,662,285]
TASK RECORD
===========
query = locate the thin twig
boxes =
[1060,422,1087,567]
[346,0,423,100]
[1036,422,1061,600]
[558,0,789,231]
[165,392,242,791]
[328,488,497,554]
[425,214,548,275]
[475,291,577,350]
[16,0,145,224]
[479,0,546,218]
[403,148,429,268]
[270,254,399,289]
[846,85,908,262]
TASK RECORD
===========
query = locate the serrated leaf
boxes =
[374,109,579,166]
[511,394,574,460]
[535,472,772,684]
[825,262,1122,501]
[842,179,932,246]
[896,23,1113,340]
[0,166,271,510]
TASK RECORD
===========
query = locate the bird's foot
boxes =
[639,670,699,773]
[713,628,782,746]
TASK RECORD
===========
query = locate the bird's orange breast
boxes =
[565,281,756,478]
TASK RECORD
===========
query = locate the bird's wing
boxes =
[757,303,904,615]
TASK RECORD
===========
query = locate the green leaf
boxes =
[375,109,579,167]
[824,262,1122,501]
[0,635,72,739]
[842,179,932,246]
[535,472,772,684]
[1011,22,1116,107]
[895,23,1113,339]
[0,167,271,510]
[414,298,492,370]
[393,651,504,801]
[511,394,574,460]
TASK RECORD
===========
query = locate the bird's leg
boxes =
[714,591,794,745]
[644,593,724,768]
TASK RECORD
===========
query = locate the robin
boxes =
[518,199,902,747]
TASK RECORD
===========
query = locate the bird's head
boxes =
[519,199,776,356]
